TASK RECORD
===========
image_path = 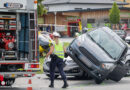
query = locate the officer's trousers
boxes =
[50,57,66,83]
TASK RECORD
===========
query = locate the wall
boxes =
[44,13,68,25]
[44,9,130,26]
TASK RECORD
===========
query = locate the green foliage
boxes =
[38,0,43,3]
[109,2,120,24]
[38,0,47,17]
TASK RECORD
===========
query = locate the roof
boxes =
[47,7,130,13]
[43,0,128,5]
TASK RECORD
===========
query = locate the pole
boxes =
[54,12,57,32]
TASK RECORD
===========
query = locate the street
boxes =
[0,74,129,90]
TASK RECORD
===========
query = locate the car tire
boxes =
[95,79,103,84]
[83,71,93,80]
[75,71,92,80]
[46,74,59,79]
[75,71,85,79]
[125,60,130,76]
[84,73,93,80]
[4,78,15,86]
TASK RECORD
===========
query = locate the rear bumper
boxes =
[0,71,38,79]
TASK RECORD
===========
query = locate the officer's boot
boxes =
[49,81,54,88]
[62,79,69,88]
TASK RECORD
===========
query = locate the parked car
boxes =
[113,30,126,40]
[43,56,90,78]
[67,27,128,84]
[125,34,130,44]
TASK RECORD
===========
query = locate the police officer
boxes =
[46,32,69,88]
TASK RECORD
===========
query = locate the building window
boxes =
[104,19,109,23]
[87,19,95,28]
[87,19,95,23]
[74,8,82,10]
[104,19,111,28]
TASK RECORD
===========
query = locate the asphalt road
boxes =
[0,74,129,90]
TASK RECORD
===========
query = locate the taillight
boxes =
[30,64,39,68]
[24,63,40,70]
[1,81,5,86]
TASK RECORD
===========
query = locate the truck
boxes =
[0,0,40,86]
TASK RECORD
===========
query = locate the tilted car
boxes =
[67,27,128,84]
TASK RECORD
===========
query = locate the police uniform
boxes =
[49,42,68,88]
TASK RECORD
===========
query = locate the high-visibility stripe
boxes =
[54,51,64,53]
[56,54,64,56]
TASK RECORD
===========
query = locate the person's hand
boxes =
[46,54,49,58]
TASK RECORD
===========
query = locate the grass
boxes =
[37,56,45,74]
[64,42,70,48]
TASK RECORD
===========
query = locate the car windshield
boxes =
[88,29,123,60]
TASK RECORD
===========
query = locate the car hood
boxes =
[76,34,115,63]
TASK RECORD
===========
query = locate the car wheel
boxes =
[46,74,59,79]
[4,78,15,86]
[75,71,85,79]
[95,79,103,84]
[84,73,93,80]
[125,60,130,76]
[75,71,92,80]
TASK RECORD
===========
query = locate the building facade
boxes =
[41,0,130,37]
[116,0,130,7]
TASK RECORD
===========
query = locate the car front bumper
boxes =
[67,45,111,81]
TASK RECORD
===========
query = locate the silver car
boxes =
[43,56,87,78]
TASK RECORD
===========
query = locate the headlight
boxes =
[102,63,114,70]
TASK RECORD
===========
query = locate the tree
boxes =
[38,0,47,17]
[109,2,120,29]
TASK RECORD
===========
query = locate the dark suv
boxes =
[67,27,128,84]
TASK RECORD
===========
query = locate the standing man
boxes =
[46,32,69,88]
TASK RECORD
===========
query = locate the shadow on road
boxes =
[43,75,130,87]
[0,87,26,90]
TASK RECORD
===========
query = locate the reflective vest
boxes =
[54,42,64,59]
